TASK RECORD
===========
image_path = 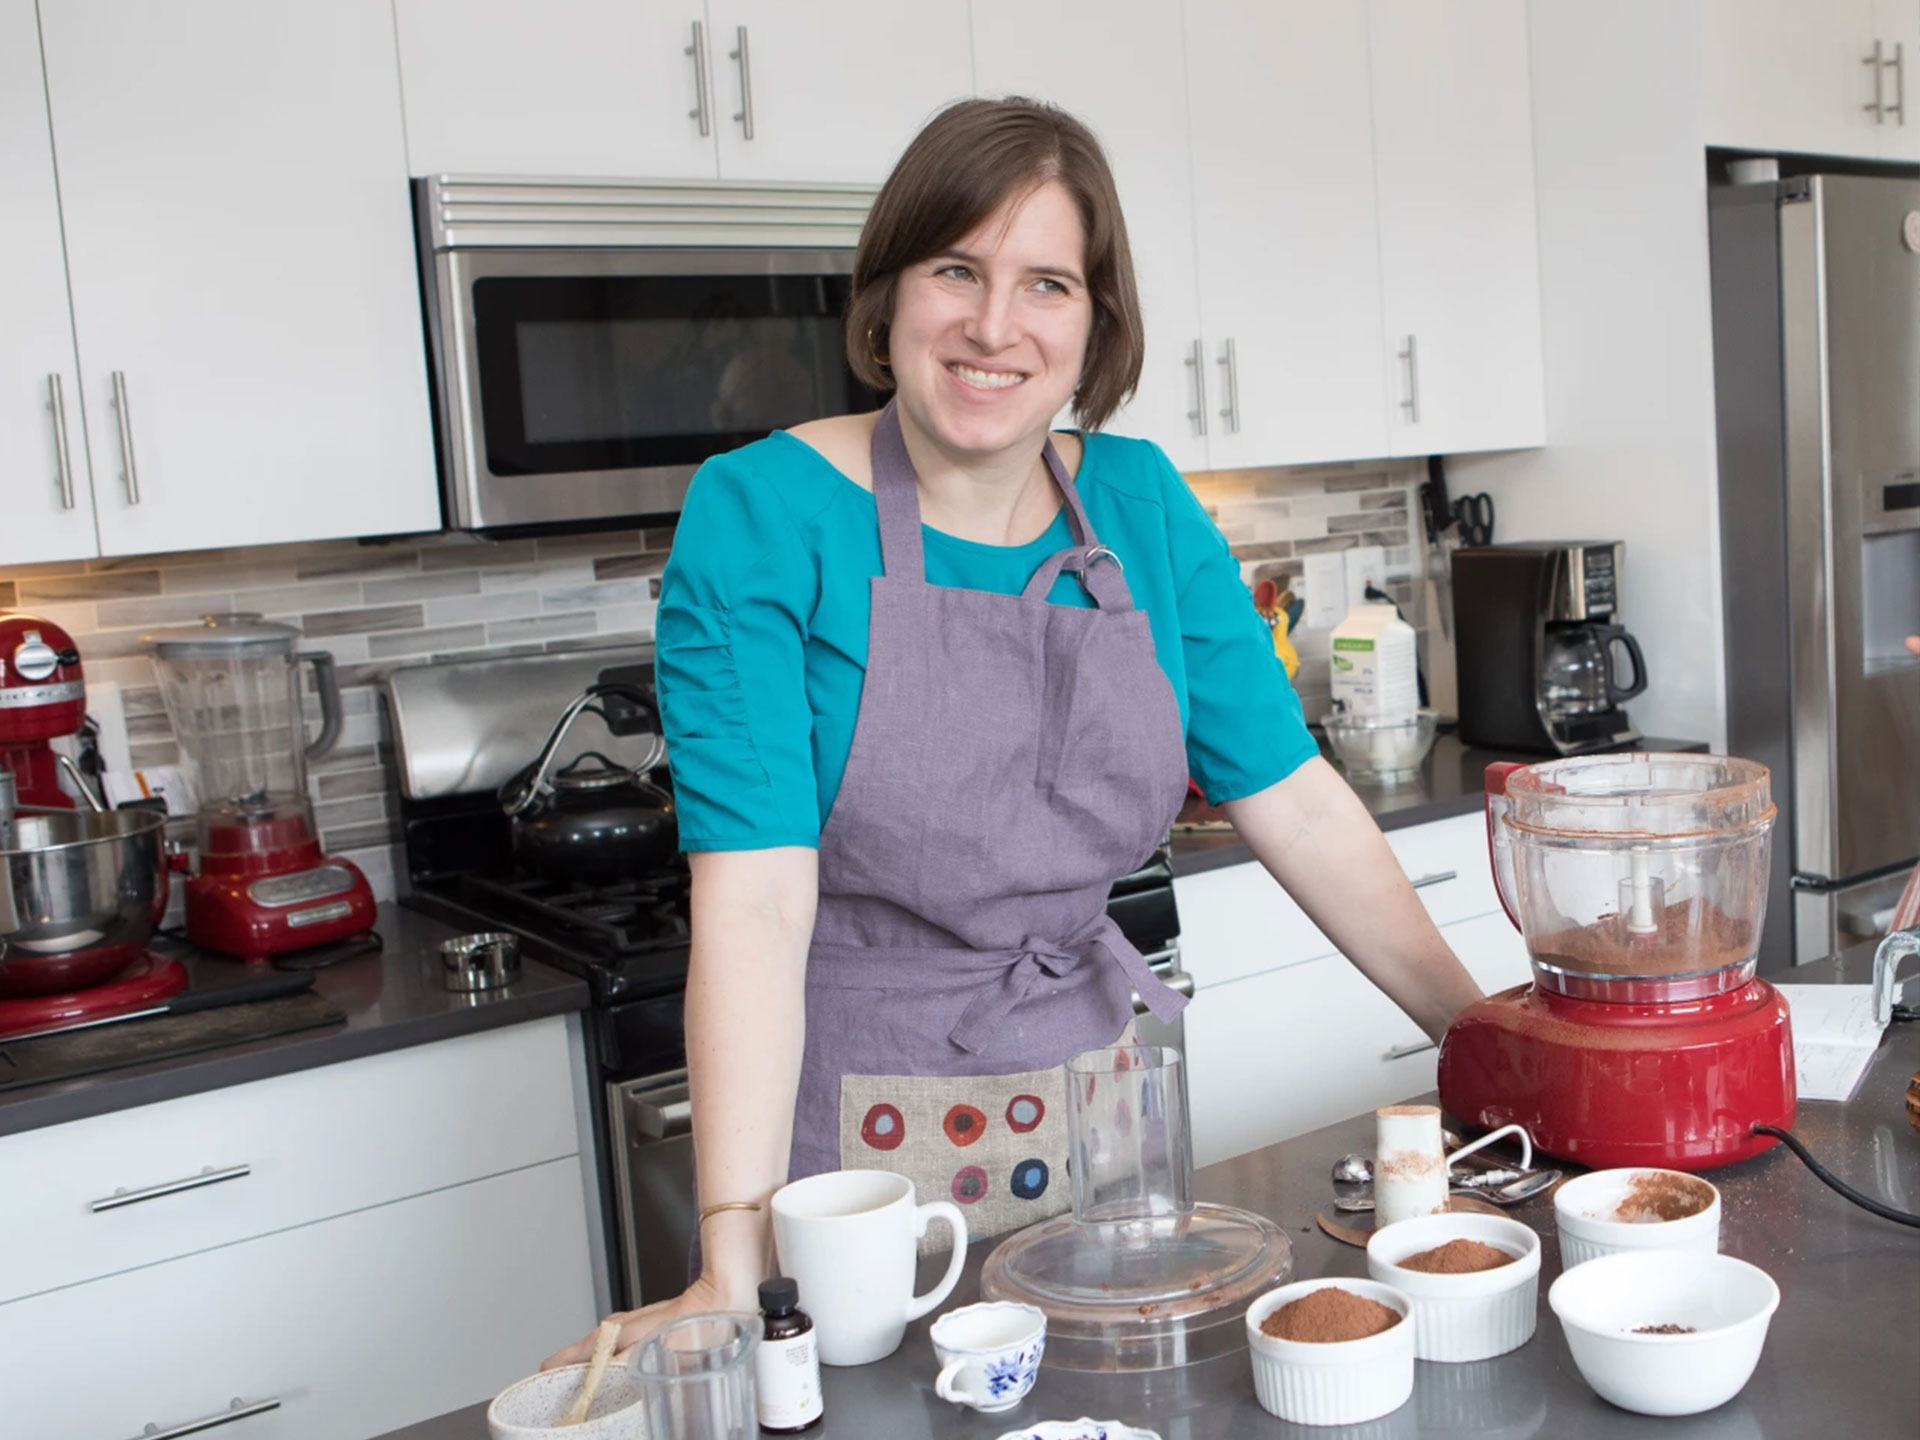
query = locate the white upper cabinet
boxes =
[707,2,970,184]
[1369,0,1545,457]
[38,0,440,557]
[0,0,94,567]
[1702,0,1920,161]
[394,1,720,178]
[971,0,1209,471]
[1183,0,1390,469]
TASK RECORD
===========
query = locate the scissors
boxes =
[1451,492,1495,546]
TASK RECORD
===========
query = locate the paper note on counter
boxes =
[1774,984,1886,1102]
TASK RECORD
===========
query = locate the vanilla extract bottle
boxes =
[754,1276,824,1432]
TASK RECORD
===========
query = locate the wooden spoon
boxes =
[562,1319,623,1427]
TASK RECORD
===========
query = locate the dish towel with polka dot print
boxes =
[788,401,1191,1247]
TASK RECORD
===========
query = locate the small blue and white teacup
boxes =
[930,1301,1046,1413]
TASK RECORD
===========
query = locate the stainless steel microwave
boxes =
[414,176,882,532]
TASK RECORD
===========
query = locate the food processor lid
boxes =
[1505,752,1774,839]
[980,1204,1293,1371]
[143,612,304,659]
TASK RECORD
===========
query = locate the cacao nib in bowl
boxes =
[1554,1169,1720,1269]
[1366,1213,1540,1362]
[1548,1250,1778,1416]
[1245,1278,1414,1426]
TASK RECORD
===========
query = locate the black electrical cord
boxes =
[1751,1122,1920,1229]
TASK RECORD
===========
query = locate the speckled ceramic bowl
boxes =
[486,1362,647,1438]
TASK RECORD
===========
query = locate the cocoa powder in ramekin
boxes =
[1260,1287,1401,1343]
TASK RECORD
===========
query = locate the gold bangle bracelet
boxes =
[698,1200,764,1226]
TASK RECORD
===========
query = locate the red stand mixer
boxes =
[143,615,374,962]
[1,612,88,810]
[1438,753,1797,1171]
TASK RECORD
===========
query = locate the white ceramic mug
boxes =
[771,1170,967,1366]
[1374,1106,1533,1226]
[929,1301,1046,1413]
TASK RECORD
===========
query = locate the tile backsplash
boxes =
[1,457,1426,901]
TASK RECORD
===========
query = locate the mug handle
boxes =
[1446,1122,1533,1173]
[904,1201,968,1322]
[934,1357,980,1407]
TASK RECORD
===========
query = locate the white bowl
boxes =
[1553,1168,1720,1269]
[1245,1278,1415,1427]
[1548,1250,1779,1416]
[1365,1213,1540,1362]
[486,1363,647,1439]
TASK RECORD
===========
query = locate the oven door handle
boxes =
[628,1087,694,1140]
[1132,950,1194,1016]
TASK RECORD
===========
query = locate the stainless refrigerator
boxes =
[1711,174,1920,972]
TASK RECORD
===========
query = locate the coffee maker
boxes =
[1452,542,1647,755]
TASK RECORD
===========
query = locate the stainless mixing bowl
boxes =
[0,807,169,993]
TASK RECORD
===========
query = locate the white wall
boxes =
[1447,0,1729,751]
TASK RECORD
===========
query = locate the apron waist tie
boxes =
[945,918,1188,1056]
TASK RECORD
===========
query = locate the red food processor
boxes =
[144,615,374,962]
[1438,753,1796,1171]
[1,611,87,810]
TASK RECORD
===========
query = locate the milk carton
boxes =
[1329,602,1418,720]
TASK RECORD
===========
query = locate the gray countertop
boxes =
[1170,734,1709,877]
[381,941,1917,1440]
[0,902,588,1138]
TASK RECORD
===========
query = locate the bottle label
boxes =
[754,1329,823,1429]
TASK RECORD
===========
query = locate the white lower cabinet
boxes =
[0,1157,596,1440]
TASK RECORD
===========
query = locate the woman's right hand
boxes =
[541,1269,760,1371]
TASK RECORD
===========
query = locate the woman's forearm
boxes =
[1223,757,1483,1040]
[684,847,818,1304]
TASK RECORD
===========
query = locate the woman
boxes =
[547,97,1483,1366]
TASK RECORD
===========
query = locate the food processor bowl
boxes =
[1488,755,1775,1003]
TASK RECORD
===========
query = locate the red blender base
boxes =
[1438,980,1797,1171]
[187,855,377,963]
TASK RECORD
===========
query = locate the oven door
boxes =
[428,247,879,530]
[609,1068,697,1310]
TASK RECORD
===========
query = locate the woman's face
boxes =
[887,179,1093,463]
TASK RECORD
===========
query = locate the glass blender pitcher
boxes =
[145,615,375,960]
[1440,752,1796,1170]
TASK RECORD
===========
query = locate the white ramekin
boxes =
[1245,1278,1416,1427]
[1553,1169,1720,1269]
[1365,1213,1540,1362]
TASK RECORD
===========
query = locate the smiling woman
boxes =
[546,97,1484,1371]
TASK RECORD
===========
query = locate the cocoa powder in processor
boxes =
[1261,1288,1401,1343]
[1397,1238,1517,1273]
[1530,897,1756,978]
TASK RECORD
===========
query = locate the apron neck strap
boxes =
[869,400,1099,585]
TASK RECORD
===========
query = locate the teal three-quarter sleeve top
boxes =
[655,429,1318,851]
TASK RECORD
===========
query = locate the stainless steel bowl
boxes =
[0,808,170,988]
[438,932,521,992]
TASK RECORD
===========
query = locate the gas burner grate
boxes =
[446,871,690,958]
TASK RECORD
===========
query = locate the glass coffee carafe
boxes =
[145,614,342,862]
[1541,622,1648,722]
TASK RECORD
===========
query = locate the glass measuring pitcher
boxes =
[144,614,342,858]
[630,1312,761,1440]
[1486,753,1775,1001]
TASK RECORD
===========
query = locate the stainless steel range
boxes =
[386,644,1188,1310]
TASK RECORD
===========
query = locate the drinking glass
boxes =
[630,1312,761,1440]
[1064,1043,1193,1222]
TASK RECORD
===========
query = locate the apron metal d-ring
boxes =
[1072,545,1124,600]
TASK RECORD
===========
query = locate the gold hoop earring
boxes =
[866,328,891,370]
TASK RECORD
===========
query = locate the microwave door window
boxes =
[472,274,871,476]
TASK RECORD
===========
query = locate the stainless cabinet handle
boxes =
[1216,338,1240,435]
[1384,1039,1437,1061]
[729,26,754,139]
[1890,42,1906,125]
[1409,870,1457,890]
[122,1396,281,1440]
[47,373,75,509]
[1867,39,1887,121]
[110,369,140,505]
[1131,968,1195,1016]
[685,20,711,136]
[1184,338,1207,437]
[1398,335,1420,423]
[92,1162,251,1213]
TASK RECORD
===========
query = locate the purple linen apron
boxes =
[791,401,1191,1242]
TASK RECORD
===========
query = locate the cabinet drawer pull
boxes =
[729,26,754,139]
[47,373,76,509]
[1409,869,1457,890]
[1216,337,1240,434]
[1398,334,1420,423]
[125,1396,281,1440]
[92,1162,251,1213]
[110,370,140,505]
[685,21,711,136]
[1184,338,1208,436]
[1867,38,1888,121]
[1384,1039,1437,1061]
[1891,42,1907,125]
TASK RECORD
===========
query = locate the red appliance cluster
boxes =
[0,612,86,809]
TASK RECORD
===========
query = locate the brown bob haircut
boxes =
[846,97,1145,432]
